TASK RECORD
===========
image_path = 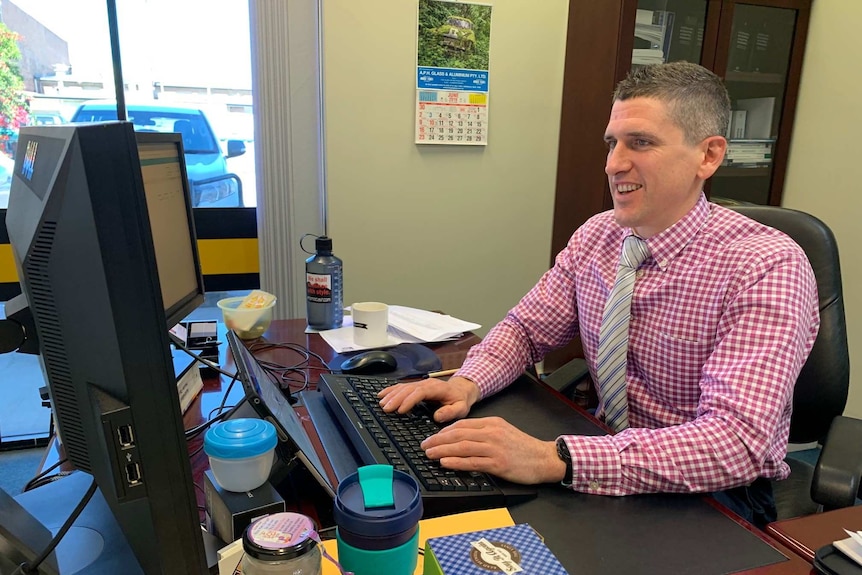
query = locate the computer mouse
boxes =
[340,350,398,375]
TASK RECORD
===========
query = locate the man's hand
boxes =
[378,376,480,422]
[420,416,567,485]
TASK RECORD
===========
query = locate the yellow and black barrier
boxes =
[0,207,260,301]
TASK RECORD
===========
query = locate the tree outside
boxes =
[0,23,29,157]
[418,0,491,71]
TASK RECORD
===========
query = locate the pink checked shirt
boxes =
[458,195,820,495]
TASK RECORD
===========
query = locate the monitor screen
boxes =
[4,122,208,573]
[136,134,204,326]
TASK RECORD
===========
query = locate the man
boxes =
[378,61,819,527]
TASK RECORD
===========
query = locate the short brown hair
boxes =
[613,61,731,144]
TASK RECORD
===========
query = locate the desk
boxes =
[189,319,811,575]
[767,505,862,562]
[41,319,812,574]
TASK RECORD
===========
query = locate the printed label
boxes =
[249,512,314,548]
[307,273,332,303]
[470,538,523,574]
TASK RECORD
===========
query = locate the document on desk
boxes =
[316,306,481,353]
[834,529,862,567]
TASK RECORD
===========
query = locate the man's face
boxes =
[603,97,722,238]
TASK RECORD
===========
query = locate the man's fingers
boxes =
[438,456,494,472]
[424,438,495,460]
[378,384,426,412]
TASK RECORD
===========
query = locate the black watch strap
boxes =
[556,437,573,486]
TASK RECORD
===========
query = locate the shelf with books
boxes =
[632,9,674,66]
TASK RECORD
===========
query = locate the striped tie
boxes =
[595,235,650,432]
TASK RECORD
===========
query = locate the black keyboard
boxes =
[318,373,512,517]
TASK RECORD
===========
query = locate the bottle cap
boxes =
[334,465,422,550]
[243,512,318,561]
[203,418,277,459]
[315,236,333,253]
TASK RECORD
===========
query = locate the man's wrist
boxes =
[556,437,574,487]
[450,375,481,408]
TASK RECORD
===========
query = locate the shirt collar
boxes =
[632,193,710,272]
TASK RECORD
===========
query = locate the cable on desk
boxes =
[22,457,69,493]
[24,470,75,492]
[169,332,239,380]
[14,474,97,575]
[246,340,332,395]
[185,391,248,441]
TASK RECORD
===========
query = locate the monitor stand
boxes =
[0,471,223,574]
[0,471,141,574]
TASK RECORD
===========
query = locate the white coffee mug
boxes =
[352,302,389,347]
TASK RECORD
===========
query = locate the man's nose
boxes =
[605,145,629,175]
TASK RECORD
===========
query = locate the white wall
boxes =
[321,0,569,335]
[782,0,861,417]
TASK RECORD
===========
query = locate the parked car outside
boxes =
[70,102,246,207]
[30,111,67,126]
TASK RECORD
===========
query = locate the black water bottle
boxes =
[305,236,343,330]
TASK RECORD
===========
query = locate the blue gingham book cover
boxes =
[424,523,568,575]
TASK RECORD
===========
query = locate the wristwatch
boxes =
[556,437,573,487]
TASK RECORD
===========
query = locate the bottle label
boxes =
[307,272,332,303]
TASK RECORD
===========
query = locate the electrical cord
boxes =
[185,391,248,441]
[246,340,332,395]
[14,475,97,575]
[24,471,75,492]
[23,457,69,493]
[169,332,239,379]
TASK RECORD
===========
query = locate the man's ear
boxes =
[698,135,728,180]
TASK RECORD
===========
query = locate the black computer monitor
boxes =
[4,122,208,573]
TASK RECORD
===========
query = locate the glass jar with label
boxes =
[241,512,322,575]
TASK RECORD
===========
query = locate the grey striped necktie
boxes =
[595,235,650,432]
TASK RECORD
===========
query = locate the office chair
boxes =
[729,205,858,520]
[545,205,860,520]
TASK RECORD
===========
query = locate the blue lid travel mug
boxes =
[334,464,423,575]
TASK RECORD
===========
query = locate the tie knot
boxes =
[620,235,650,269]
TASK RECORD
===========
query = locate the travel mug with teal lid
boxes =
[334,464,423,575]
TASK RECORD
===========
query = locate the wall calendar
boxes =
[416,91,487,144]
[416,0,492,146]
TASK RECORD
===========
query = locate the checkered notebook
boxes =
[424,523,568,575]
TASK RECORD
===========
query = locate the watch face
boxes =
[556,438,571,463]
[556,438,574,485]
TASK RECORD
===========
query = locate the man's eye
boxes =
[633,139,651,147]
[605,140,616,150]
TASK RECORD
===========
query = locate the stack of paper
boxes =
[835,528,862,567]
[316,305,480,353]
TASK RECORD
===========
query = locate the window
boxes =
[0,0,263,439]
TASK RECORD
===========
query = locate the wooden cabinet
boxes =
[545,0,811,373]
[551,0,812,260]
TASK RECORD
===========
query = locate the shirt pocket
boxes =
[634,324,714,406]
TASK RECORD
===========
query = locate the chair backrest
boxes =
[729,205,849,444]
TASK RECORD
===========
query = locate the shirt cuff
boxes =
[559,434,624,495]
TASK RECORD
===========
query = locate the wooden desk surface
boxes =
[767,504,862,562]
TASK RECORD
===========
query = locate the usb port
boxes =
[117,425,135,447]
[125,462,143,486]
